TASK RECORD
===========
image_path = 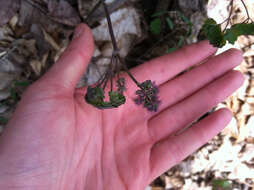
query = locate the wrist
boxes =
[0,151,57,190]
[0,169,54,190]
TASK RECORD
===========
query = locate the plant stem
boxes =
[223,0,234,32]
[240,0,254,23]
[116,54,138,83]
[101,0,142,89]
[101,0,119,52]
[103,76,109,90]
[97,65,111,87]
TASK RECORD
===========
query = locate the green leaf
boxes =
[0,117,8,125]
[180,13,191,24]
[151,11,168,18]
[202,18,226,48]
[85,87,126,109]
[166,17,174,30]
[150,18,161,35]
[14,81,30,87]
[177,36,185,47]
[224,23,254,44]
[168,47,178,53]
[178,12,193,36]
[85,87,114,109]
[10,88,17,101]
[168,36,185,53]
[85,87,105,106]
[109,91,126,107]
[212,179,231,190]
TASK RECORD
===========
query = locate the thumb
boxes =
[41,24,94,93]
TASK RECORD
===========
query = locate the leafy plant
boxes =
[85,85,126,109]
[202,0,254,48]
[224,23,254,44]
[85,0,254,112]
[202,18,226,48]
[85,0,161,112]
[149,10,193,53]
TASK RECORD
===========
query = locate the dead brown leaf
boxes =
[0,0,20,26]
[48,0,81,26]
[28,24,51,58]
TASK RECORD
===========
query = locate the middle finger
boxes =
[126,49,242,118]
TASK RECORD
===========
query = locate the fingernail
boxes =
[73,25,84,39]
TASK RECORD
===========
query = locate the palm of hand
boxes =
[7,86,153,190]
[0,24,243,190]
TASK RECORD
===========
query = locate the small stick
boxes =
[101,0,141,88]
[240,0,254,23]
[223,0,234,32]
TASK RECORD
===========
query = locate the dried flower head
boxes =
[134,80,161,112]
[116,78,126,94]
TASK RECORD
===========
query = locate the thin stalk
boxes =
[97,63,111,87]
[101,0,142,89]
[110,56,116,92]
[240,0,254,23]
[223,0,234,32]
[110,75,113,92]
[103,76,109,90]
[97,71,108,87]
[101,0,119,52]
[116,60,121,81]
[117,55,140,87]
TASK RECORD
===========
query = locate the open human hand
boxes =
[0,24,244,190]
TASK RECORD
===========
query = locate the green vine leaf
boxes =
[202,18,226,48]
[150,18,161,35]
[224,23,254,44]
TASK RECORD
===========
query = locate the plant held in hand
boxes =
[134,80,160,112]
[85,0,161,112]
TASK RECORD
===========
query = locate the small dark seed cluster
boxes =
[134,80,161,112]
[116,78,126,94]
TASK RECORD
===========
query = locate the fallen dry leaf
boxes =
[0,89,10,101]
[29,24,51,58]
[0,0,20,26]
[48,0,81,26]
[0,72,15,90]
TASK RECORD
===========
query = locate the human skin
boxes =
[0,24,244,190]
